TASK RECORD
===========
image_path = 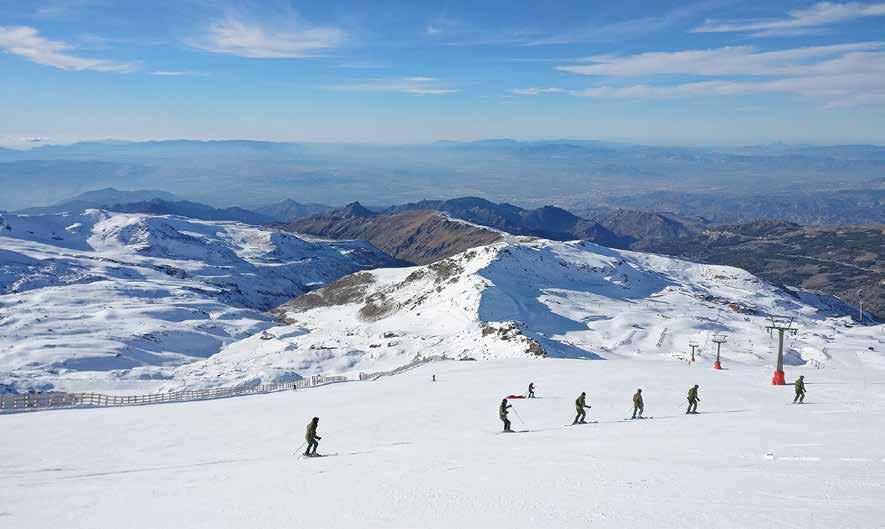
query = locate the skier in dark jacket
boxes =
[499,398,513,432]
[686,384,700,414]
[528,382,536,398]
[573,391,591,424]
[793,376,806,404]
[631,389,644,419]
[304,417,321,456]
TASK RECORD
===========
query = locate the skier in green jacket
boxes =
[500,398,513,432]
[304,417,322,457]
[573,391,591,424]
[631,389,644,419]
[793,376,806,404]
[686,384,700,414]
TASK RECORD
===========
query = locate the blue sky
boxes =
[1,0,885,146]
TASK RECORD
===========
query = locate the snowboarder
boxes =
[499,398,513,432]
[304,417,322,456]
[793,375,806,404]
[528,382,536,398]
[631,389,644,419]
[573,391,591,424]
[686,384,700,414]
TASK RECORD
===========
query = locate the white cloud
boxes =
[555,42,883,77]
[0,25,135,72]
[511,87,566,95]
[569,75,885,106]
[694,2,885,37]
[150,71,205,77]
[327,77,459,95]
[187,12,345,59]
[555,42,885,106]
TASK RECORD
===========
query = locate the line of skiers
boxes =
[499,378,808,432]
[302,376,810,453]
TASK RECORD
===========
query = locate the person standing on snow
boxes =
[793,376,806,404]
[573,391,591,424]
[632,389,644,419]
[500,398,513,432]
[686,384,700,414]
[304,417,322,456]
[528,382,536,398]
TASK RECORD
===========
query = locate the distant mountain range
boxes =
[255,199,332,222]
[385,197,625,246]
[106,199,274,225]
[15,187,179,215]
[2,139,883,224]
[8,187,884,318]
[284,196,883,319]
[14,188,332,224]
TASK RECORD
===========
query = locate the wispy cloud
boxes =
[694,2,885,37]
[522,1,727,46]
[550,42,885,106]
[568,76,885,107]
[511,87,565,95]
[150,70,205,77]
[0,25,136,72]
[423,15,463,37]
[555,42,883,76]
[421,2,723,47]
[328,77,459,95]
[33,0,106,19]
[186,9,345,59]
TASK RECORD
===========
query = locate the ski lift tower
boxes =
[688,341,700,363]
[766,316,798,385]
[711,334,727,370]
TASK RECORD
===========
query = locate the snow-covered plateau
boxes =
[0,209,394,393]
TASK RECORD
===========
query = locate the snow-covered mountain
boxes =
[168,236,879,390]
[0,210,396,393]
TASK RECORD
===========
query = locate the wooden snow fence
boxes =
[1,356,447,414]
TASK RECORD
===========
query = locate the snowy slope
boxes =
[169,237,881,390]
[3,358,884,529]
[0,210,395,393]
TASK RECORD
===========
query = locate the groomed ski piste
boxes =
[3,358,884,528]
[2,215,884,527]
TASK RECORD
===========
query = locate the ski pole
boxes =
[294,440,307,454]
[511,406,528,427]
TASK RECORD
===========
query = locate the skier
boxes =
[499,398,513,432]
[432,374,436,382]
[793,375,806,404]
[631,388,644,419]
[686,384,700,414]
[304,417,322,457]
[528,382,536,398]
[573,391,591,424]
